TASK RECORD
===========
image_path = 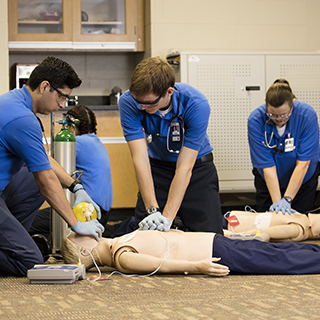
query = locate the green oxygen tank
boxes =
[51,114,79,254]
[54,126,76,142]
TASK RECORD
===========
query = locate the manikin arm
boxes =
[223,209,310,241]
[225,224,302,241]
[116,251,230,277]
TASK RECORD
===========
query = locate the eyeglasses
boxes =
[49,82,70,102]
[266,110,292,122]
[132,89,168,106]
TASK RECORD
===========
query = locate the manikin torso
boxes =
[69,230,216,269]
[111,230,215,263]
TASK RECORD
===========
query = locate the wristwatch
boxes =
[147,206,160,214]
[68,180,82,192]
[283,196,293,204]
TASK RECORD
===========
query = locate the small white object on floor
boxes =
[27,264,86,284]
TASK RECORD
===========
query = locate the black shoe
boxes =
[31,234,52,262]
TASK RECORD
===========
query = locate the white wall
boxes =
[0,0,8,93]
[147,0,320,58]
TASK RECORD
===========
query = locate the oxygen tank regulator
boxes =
[55,113,80,143]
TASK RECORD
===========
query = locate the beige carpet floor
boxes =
[1,268,320,319]
[1,239,320,320]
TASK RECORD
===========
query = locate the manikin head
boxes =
[62,233,113,269]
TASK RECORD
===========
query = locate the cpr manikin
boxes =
[62,231,223,276]
[62,227,320,276]
[224,210,320,242]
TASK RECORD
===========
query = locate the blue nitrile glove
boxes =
[269,198,296,215]
[70,219,105,242]
[139,212,172,232]
[72,184,101,220]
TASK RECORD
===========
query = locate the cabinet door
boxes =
[72,0,140,46]
[182,53,265,192]
[265,53,320,140]
[9,0,73,41]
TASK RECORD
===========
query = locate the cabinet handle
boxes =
[168,60,180,65]
[245,86,260,91]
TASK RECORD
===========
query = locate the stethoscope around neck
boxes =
[262,119,293,154]
[144,86,185,153]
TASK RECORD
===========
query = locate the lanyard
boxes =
[143,87,184,153]
[262,120,295,153]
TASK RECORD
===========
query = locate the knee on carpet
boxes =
[12,252,43,277]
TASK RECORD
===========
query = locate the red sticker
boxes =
[226,215,240,226]
[88,277,111,281]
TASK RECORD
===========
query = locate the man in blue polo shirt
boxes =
[248,79,320,214]
[119,57,223,234]
[0,57,104,276]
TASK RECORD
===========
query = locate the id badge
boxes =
[284,137,295,152]
[170,121,180,142]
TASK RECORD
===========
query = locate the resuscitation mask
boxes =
[73,202,97,222]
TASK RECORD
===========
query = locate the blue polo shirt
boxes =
[0,86,51,191]
[75,133,113,211]
[248,100,320,188]
[119,83,213,162]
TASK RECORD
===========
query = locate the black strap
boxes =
[68,180,82,192]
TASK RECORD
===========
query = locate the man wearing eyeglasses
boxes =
[248,79,320,215]
[0,57,104,276]
[119,57,223,234]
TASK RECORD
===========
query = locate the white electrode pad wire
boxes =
[107,229,182,278]
[81,229,182,281]
[244,205,257,213]
[78,249,102,281]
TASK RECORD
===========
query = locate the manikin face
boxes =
[266,101,292,127]
[70,233,113,267]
